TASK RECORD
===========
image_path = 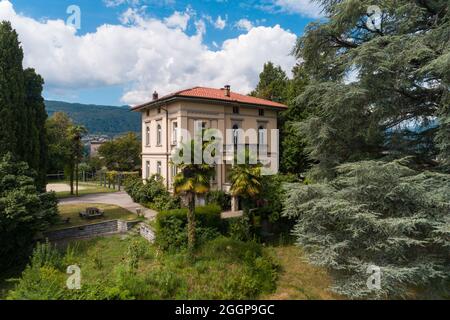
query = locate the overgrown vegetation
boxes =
[7,236,278,300]
[155,204,222,251]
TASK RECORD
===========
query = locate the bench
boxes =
[79,207,105,219]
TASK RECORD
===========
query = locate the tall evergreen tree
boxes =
[24,68,48,191]
[293,0,450,179]
[250,62,289,103]
[0,21,25,158]
[0,22,49,189]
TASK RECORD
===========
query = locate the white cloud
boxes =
[269,0,323,18]
[235,18,254,31]
[164,10,191,31]
[0,0,297,105]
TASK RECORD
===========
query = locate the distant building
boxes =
[90,140,107,157]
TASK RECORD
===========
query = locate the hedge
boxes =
[155,204,222,251]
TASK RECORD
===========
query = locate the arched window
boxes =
[146,126,150,146]
[258,126,266,145]
[157,124,162,146]
[232,124,239,146]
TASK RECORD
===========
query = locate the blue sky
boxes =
[2,0,321,106]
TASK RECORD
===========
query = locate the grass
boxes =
[50,182,117,199]
[6,236,279,300]
[262,246,340,300]
[51,204,139,230]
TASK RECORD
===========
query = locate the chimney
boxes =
[224,85,231,97]
[152,91,159,100]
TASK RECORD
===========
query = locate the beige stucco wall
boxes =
[140,100,280,191]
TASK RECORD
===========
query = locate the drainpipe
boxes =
[160,104,169,189]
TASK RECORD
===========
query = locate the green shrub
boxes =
[225,215,252,242]
[156,204,222,251]
[206,190,231,210]
[124,174,180,211]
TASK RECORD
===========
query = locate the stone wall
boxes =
[45,220,139,241]
[139,224,155,243]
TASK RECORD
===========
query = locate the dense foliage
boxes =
[0,154,58,271]
[205,190,231,211]
[284,160,450,298]
[293,0,449,179]
[124,175,180,211]
[98,132,141,172]
[8,236,278,300]
[0,22,48,191]
[155,204,222,251]
[45,100,140,137]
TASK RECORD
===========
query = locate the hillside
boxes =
[45,100,140,137]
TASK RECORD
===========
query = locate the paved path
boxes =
[58,192,158,220]
[48,183,88,192]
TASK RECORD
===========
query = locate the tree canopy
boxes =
[98,132,141,172]
[293,0,449,179]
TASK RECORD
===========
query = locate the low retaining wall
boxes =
[140,224,155,243]
[45,219,142,241]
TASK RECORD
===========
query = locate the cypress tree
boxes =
[0,21,25,158]
[24,68,48,191]
[0,22,48,190]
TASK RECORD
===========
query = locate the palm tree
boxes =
[229,163,262,210]
[172,140,215,252]
[229,148,263,211]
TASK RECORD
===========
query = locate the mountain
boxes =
[45,100,140,137]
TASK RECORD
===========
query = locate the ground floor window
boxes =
[145,161,150,179]
[157,161,162,176]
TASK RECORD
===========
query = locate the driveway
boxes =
[58,192,157,220]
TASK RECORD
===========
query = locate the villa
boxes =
[132,86,287,198]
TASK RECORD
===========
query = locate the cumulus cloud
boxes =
[0,0,297,105]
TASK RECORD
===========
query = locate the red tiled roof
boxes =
[132,86,287,110]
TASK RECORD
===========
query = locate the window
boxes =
[172,122,178,145]
[157,123,162,146]
[233,106,240,114]
[145,161,150,179]
[157,161,162,176]
[157,107,161,114]
[232,124,239,145]
[258,126,266,145]
[145,126,150,146]
[171,164,177,179]
[259,109,265,116]
[146,109,150,117]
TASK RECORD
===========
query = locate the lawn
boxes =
[52,204,139,230]
[262,246,340,300]
[48,182,117,199]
